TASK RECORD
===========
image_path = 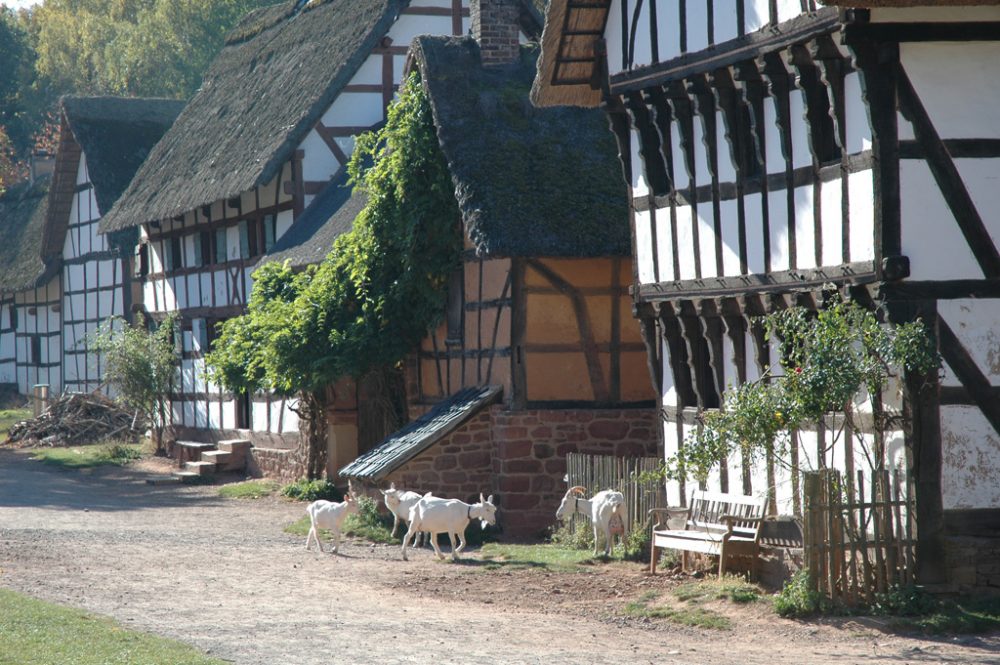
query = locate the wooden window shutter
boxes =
[263,214,277,253]
[238,221,250,259]
[215,228,228,264]
[445,265,464,345]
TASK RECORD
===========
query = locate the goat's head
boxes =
[343,493,360,515]
[555,486,587,521]
[475,493,497,529]
[380,485,400,508]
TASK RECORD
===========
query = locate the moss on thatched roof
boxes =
[100,0,407,232]
[411,37,628,257]
[0,178,52,293]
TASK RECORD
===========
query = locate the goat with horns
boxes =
[555,486,627,556]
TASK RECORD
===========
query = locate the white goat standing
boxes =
[304,494,359,554]
[555,486,627,556]
[401,493,497,561]
[380,483,428,546]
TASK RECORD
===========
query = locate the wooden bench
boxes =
[648,490,767,578]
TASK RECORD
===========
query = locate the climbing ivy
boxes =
[670,293,939,483]
[205,72,460,476]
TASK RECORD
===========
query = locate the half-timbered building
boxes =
[533,1,1000,589]
[101,0,546,458]
[341,27,658,536]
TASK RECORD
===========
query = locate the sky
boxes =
[4,1,39,9]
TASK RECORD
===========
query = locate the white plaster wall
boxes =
[697,208,717,279]
[794,185,816,270]
[630,130,649,197]
[605,0,625,76]
[848,170,875,263]
[634,209,655,283]
[938,300,1000,385]
[655,206,676,283]
[941,406,1000,510]
[675,206,697,280]
[719,198,741,276]
[768,189,791,272]
[900,160,981,281]
[686,2,709,54]
[820,179,843,267]
[744,192,766,274]
[656,0,682,61]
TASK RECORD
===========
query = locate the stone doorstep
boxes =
[217,439,252,453]
[184,460,218,476]
[201,450,233,465]
[174,441,215,451]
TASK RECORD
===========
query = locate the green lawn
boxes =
[477,543,599,572]
[0,407,31,439]
[31,442,144,470]
[0,588,226,665]
[218,480,280,499]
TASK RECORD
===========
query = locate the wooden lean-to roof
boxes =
[0,178,51,293]
[339,384,503,481]
[99,0,408,233]
[530,0,610,109]
[411,36,629,258]
[44,96,184,259]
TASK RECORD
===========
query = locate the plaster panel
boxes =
[789,90,811,170]
[686,1,709,53]
[716,111,737,184]
[820,179,844,267]
[525,351,593,401]
[634,209,656,284]
[954,158,1000,252]
[938,299,1000,384]
[744,192,766,275]
[941,405,1000,510]
[715,5,739,44]
[900,160,980,280]
[901,42,1000,140]
[744,0,769,33]
[847,170,876,263]
[768,189,790,272]
[605,0,625,76]
[629,0,653,68]
[719,198,741,276]
[657,0,682,61]
[630,130,648,196]
[655,205,676,283]
[763,98,784,174]
[794,185,816,270]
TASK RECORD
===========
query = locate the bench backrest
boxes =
[687,490,767,538]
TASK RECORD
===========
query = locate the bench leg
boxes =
[650,545,658,574]
[718,542,727,578]
[682,551,688,573]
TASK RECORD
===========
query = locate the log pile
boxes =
[5,393,141,448]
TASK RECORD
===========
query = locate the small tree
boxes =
[89,314,180,455]
[671,292,939,485]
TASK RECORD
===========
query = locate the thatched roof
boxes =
[0,178,52,293]
[412,36,628,258]
[260,172,364,269]
[339,384,503,481]
[530,0,609,109]
[100,0,408,232]
[45,96,183,259]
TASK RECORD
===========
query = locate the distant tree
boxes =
[89,315,181,456]
[0,6,40,158]
[0,126,27,195]
[33,0,275,99]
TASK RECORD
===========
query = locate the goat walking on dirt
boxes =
[555,486,627,556]
[401,493,497,561]
[305,494,358,554]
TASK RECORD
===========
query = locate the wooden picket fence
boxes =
[802,468,916,606]
[565,453,666,533]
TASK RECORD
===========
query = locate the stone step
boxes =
[175,440,217,465]
[201,450,232,465]
[217,439,251,454]
[184,460,217,476]
[171,470,203,483]
[175,440,215,451]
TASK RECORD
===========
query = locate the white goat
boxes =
[304,494,359,554]
[380,483,428,546]
[555,486,627,556]
[401,492,497,561]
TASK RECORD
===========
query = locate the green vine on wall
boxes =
[205,72,460,476]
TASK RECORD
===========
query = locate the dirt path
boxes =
[1,449,997,665]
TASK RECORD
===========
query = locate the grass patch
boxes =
[31,441,144,470]
[890,597,1000,634]
[0,588,226,665]
[280,478,341,502]
[624,591,732,629]
[673,575,762,604]
[478,543,597,572]
[0,407,30,438]
[218,480,279,500]
[284,496,396,545]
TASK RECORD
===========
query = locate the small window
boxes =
[247,218,260,258]
[29,335,42,366]
[199,231,212,266]
[263,214,277,253]
[445,265,463,345]
[164,237,182,273]
[214,228,228,264]
[10,305,18,330]
[238,221,250,259]
[205,318,220,352]
[134,243,149,278]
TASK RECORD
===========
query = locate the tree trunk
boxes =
[298,390,329,480]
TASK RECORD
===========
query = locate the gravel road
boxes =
[1,448,998,665]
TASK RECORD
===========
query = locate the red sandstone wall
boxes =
[492,407,658,536]
[382,409,495,504]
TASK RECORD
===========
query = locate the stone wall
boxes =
[492,407,658,536]
[382,409,494,504]
[249,445,308,484]
[944,536,1000,594]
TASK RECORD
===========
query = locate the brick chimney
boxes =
[471,0,520,67]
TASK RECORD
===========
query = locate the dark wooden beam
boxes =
[938,318,1000,438]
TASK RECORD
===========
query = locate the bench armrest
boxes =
[649,507,689,528]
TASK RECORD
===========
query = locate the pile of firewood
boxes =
[5,392,142,448]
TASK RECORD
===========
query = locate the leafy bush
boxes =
[342,495,395,543]
[99,442,143,464]
[870,584,939,617]
[550,519,595,551]
[280,479,342,502]
[616,523,651,562]
[773,569,832,617]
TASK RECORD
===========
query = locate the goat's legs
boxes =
[308,524,325,553]
[448,532,459,560]
[455,530,467,553]
[401,524,417,560]
[330,530,341,554]
[391,514,400,538]
[429,532,445,559]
